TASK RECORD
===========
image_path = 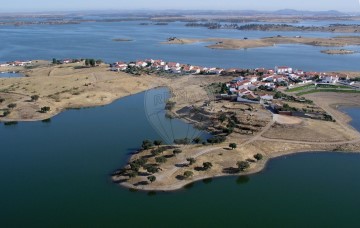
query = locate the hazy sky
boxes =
[1,0,360,12]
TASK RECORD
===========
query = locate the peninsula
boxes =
[1,59,360,192]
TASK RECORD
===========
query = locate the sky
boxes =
[0,0,359,12]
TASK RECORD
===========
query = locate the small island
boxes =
[163,36,360,50]
[112,38,133,42]
[321,49,357,55]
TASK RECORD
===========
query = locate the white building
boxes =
[322,75,339,84]
[275,66,293,74]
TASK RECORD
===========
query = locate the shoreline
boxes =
[114,93,360,191]
[119,149,360,192]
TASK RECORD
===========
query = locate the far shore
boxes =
[163,36,360,50]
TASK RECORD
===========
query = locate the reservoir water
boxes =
[1,19,360,227]
[0,87,360,227]
[0,21,360,71]
[0,72,23,78]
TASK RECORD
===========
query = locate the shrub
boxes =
[155,156,167,164]
[141,140,154,150]
[174,138,190,145]
[203,162,213,170]
[207,136,226,144]
[30,95,39,102]
[173,149,182,156]
[186,158,196,166]
[7,103,17,109]
[147,176,156,183]
[40,106,50,113]
[183,171,194,179]
[254,153,263,161]
[229,143,237,150]
[237,161,250,171]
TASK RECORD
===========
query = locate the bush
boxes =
[254,153,263,161]
[40,106,50,113]
[183,171,194,179]
[202,162,213,170]
[30,95,39,102]
[186,158,196,166]
[146,165,160,174]
[192,137,202,144]
[0,98,5,103]
[207,136,226,144]
[3,110,11,117]
[229,143,237,150]
[147,176,156,183]
[173,149,182,156]
[7,103,17,109]
[237,161,250,171]
[155,156,167,164]
[141,140,154,150]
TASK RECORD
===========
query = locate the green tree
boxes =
[130,162,141,172]
[142,140,153,150]
[52,58,57,64]
[40,106,51,113]
[237,161,250,172]
[229,143,237,150]
[147,176,156,183]
[30,95,39,102]
[3,110,11,117]
[7,103,17,109]
[155,156,167,164]
[128,171,138,178]
[203,162,213,170]
[85,59,90,66]
[186,158,196,166]
[254,153,263,161]
[183,171,194,179]
[89,59,96,67]
[0,98,5,103]
[173,149,182,156]
[153,140,163,147]
[96,59,103,65]
[192,137,202,144]
[146,165,159,174]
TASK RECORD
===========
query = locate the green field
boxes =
[297,89,360,96]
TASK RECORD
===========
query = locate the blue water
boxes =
[0,72,23,78]
[0,21,359,71]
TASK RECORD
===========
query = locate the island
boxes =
[321,49,357,55]
[163,36,360,50]
[1,58,360,191]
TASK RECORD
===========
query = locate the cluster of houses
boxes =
[0,60,32,67]
[111,59,224,75]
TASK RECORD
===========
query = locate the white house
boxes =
[275,66,293,74]
[322,75,339,84]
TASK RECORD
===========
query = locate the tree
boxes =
[153,140,163,147]
[0,98,5,103]
[203,162,213,171]
[141,140,153,150]
[237,161,250,172]
[218,113,227,122]
[96,59,103,65]
[146,165,159,174]
[85,59,90,66]
[229,143,237,150]
[52,58,57,64]
[186,158,196,166]
[183,171,194,179]
[40,106,51,113]
[30,95,39,102]
[147,176,156,183]
[155,156,167,164]
[3,110,11,117]
[173,149,182,156]
[128,171,138,178]
[89,59,96,67]
[130,162,141,172]
[7,103,17,109]
[254,153,263,161]
[192,137,202,144]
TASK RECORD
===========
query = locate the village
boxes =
[109,58,358,120]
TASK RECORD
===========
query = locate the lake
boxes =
[1,19,360,228]
[0,87,360,227]
[0,21,360,71]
